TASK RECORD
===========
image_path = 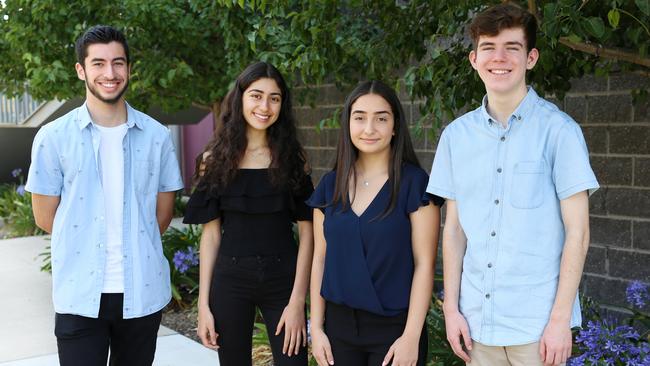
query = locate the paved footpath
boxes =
[0,233,219,365]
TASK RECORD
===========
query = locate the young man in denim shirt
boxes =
[427,3,599,366]
[26,25,183,365]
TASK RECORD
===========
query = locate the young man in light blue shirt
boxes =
[427,3,598,366]
[26,25,183,365]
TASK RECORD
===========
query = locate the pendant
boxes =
[363,180,369,187]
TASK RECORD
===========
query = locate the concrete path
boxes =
[0,234,219,365]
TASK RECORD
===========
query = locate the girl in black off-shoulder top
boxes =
[183,62,312,366]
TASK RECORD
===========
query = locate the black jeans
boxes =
[55,293,161,366]
[209,253,308,366]
[325,301,428,366]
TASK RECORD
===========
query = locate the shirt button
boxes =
[491,231,496,237]
[485,293,491,299]
[517,115,522,120]
[500,136,506,142]
[497,168,502,173]
[494,199,500,205]
[487,263,493,268]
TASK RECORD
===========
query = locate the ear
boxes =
[469,50,479,71]
[75,62,86,81]
[526,48,539,70]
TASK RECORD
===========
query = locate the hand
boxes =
[539,319,572,366]
[275,301,307,356]
[443,309,472,362]
[382,334,419,366]
[311,327,334,366]
[197,304,219,350]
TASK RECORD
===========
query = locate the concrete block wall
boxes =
[294,72,650,311]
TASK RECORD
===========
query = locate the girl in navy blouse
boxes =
[307,81,443,366]
[183,62,313,366]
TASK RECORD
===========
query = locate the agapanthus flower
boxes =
[568,320,649,365]
[626,281,649,309]
[15,185,25,196]
[11,168,22,178]
[172,246,199,274]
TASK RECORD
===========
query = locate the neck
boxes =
[86,95,127,127]
[356,149,390,176]
[485,85,528,127]
[246,127,268,149]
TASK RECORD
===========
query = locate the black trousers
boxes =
[55,293,162,366]
[209,254,308,366]
[324,301,428,366]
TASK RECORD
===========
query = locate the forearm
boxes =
[156,191,176,234]
[198,220,221,308]
[31,193,60,234]
[441,202,467,313]
[310,210,327,330]
[289,221,314,304]
[403,264,434,339]
[550,228,589,323]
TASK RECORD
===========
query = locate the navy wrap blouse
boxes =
[306,163,444,316]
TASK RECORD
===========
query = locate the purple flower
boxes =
[11,168,22,178]
[172,246,199,274]
[16,185,25,196]
[626,281,649,309]
[569,320,649,365]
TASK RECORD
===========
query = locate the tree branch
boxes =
[559,37,650,68]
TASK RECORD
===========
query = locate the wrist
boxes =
[548,311,571,326]
[288,296,305,307]
[442,301,460,315]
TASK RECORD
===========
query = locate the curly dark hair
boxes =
[197,61,309,193]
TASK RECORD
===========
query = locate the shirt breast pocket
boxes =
[134,160,157,194]
[511,161,545,209]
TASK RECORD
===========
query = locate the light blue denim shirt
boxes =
[25,102,183,319]
[427,88,599,346]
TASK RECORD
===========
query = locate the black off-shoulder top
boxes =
[183,169,314,257]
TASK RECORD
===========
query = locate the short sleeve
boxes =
[158,129,184,192]
[406,166,444,214]
[25,126,63,196]
[305,171,335,213]
[292,174,315,221]
[553,123,599,200]
[183,188,220,224]
[427,129,455,200]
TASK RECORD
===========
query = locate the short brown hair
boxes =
[469,2,537,51]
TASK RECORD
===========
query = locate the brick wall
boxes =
[295,71,650,311]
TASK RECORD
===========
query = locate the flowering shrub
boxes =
[0,168,43,238]
[161,225,201,308]
[569,281,650,365]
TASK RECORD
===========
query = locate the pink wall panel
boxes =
[181,113,214,190]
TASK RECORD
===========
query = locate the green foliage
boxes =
[161,224,202,308]
[0,170,43,238]
[2,1,647,131]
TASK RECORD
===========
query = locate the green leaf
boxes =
[636,0,650,16]
[607,9,620,28]
[584,17,606,39]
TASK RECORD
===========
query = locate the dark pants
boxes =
[210,254,308,366]
[55,293,161,366]
[325,301,428,366]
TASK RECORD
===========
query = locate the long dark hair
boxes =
[197,61,309,193]
[332,80,420,217]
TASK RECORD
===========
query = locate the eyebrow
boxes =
[478,41,524,48]
[351,110,391,115]
[247,89,282,96]
[90,57,127,63]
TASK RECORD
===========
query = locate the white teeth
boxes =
[254,113,269,120]
[491,70,510,74]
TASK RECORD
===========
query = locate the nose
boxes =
[104,64,116,79]
[259,96,271,111]
[363,119,375,135]
[493,46,506,61]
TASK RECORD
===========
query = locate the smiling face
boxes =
[349,93,395,156]
[469,27,538,98]
[75,41,130,105]
[241,77,282,133]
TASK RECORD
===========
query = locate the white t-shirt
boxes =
[95,123,128,293]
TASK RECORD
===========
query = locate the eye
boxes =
[271,96,281,103]
[93,62,103,67]
[378,116,388,122]
[250,94,261,99]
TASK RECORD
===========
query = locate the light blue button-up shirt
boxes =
[427,88,599,346]
[26,102,184,319]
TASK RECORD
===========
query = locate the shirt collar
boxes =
[76,101,143,130]
[479,87,540,128]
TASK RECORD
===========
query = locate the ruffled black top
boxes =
[183,169,314,256]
